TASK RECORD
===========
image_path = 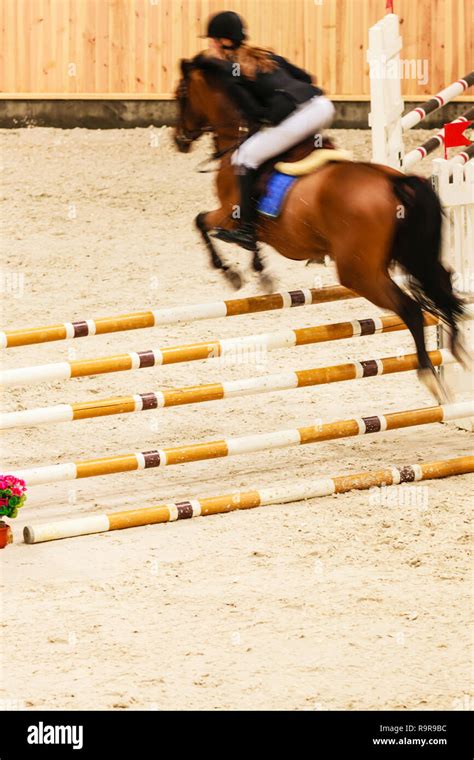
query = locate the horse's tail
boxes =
[390,175,465,331]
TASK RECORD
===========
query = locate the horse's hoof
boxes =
[417,368,452,405]
[223,267,243,290]
[259,270,278,294]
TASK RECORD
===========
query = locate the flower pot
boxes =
[0,521,12,548]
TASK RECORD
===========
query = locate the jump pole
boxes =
[401,74,474,130]
[0,285,356,349]
[1,311,439,388]
[448,142,474,167]
[403,108,474,171]
[10,401,474,487]
[23,456,474,544]
[0,349,456,430]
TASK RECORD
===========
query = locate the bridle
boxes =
[175,78,203,145]
[176,70,252,171]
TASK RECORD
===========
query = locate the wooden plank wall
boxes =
[0,0,473,99]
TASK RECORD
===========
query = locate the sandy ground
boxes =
[0,126,472,711]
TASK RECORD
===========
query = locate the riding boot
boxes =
[213,168,258,251]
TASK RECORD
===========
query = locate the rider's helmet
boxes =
[202,11,247,48]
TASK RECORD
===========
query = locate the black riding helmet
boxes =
[201,11,247,49]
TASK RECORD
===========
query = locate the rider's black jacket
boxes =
[194,53,323,125]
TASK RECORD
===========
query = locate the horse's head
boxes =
[174,59,210,152]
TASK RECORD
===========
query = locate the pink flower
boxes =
[0,474,27,494]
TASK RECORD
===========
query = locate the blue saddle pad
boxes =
[257,170,297,218]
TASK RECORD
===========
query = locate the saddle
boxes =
[255,138,352,218]
[255,137,352,195]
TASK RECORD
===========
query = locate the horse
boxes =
[173,57,467,403]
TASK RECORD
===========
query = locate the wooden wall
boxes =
[0,0,473,99]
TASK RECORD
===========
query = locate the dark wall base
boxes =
[0,99,471,130]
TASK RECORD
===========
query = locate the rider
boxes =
[198,11,335,251]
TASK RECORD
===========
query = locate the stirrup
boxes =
[213,227,257,252]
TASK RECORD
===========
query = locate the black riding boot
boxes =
[213,168,258,251]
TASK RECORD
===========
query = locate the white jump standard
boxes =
[368,13,474,170]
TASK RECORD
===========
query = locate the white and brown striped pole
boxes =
[0,312,443,388]
[0,285,356,349]
[4,305,473,388]
[448,142,474,166]
[0,349,455,429]
[401,72,474,130]
[23,456,474,543]
[10,401,474,487]
[403,108,474,170]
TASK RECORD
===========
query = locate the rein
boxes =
[177,73,253,173]
[196,124,253,173]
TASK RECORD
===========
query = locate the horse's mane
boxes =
[183,53,246,121]
[189,52,229,81]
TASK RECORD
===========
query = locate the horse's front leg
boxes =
[250,245,277,293]
[195,211,243,290]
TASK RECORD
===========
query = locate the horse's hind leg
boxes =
[338,264,450,403]
[392,284,451,403]
[195,212,243,289]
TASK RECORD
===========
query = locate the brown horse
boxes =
[173,57,466,402]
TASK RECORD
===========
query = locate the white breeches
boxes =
[231,95,336,169]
